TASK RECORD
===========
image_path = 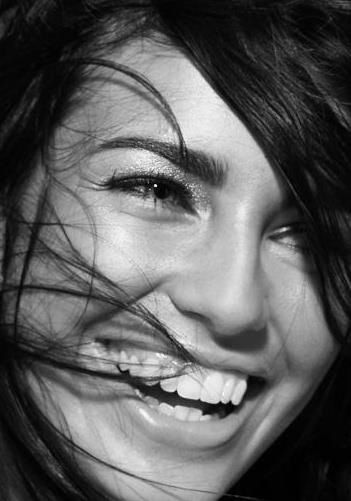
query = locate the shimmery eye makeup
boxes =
[87,149,214,222]
[96,172,197,214]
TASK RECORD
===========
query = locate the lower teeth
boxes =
[155,401,213,421]
[136,391,225,422]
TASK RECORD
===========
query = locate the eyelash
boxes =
[96,173,310,255]
[97,173,196,214]
[271,222,310,252]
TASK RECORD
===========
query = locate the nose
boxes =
[167,232,267,342]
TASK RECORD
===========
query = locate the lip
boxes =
[123,380,265,451]
[93,337,271,381]
[88,339,268,448]
[189,348,271,381]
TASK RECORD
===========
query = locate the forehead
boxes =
[58,39,283,205]
[70,41,263,160]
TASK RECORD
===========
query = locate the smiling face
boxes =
[24,40,338,500]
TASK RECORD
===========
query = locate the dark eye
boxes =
[152,183,169,199]
[137,180,176,203]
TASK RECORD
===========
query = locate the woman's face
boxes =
[27,40,338,500]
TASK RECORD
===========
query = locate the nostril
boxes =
[212,327,268,351]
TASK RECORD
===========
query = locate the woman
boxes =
[0,1,350,500]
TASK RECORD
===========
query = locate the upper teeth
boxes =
[107,348,248,407]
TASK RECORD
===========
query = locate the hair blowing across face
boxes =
[0,1,351,500]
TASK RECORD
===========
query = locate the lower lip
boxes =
[123,384,263,450]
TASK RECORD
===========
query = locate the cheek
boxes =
[59,197,197,291]
[270,267,338,385]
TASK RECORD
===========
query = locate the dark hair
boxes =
[1,1,351,500]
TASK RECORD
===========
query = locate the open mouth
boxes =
[93,343,265,423]
[133,379,236,421]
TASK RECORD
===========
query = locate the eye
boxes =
[95,173,198,217]
[120,177,191,210]
[270,222,310,253]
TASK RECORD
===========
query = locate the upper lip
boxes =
[95,336,270,382]
[169,338,271,380]
[85,302,272,377]
[88,311,270,381]
[193,353,269,381]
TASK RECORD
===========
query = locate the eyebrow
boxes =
[95,136,228,187]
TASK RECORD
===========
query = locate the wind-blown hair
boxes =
[0,1,351,500]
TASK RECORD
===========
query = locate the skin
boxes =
[24,40,339,500]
